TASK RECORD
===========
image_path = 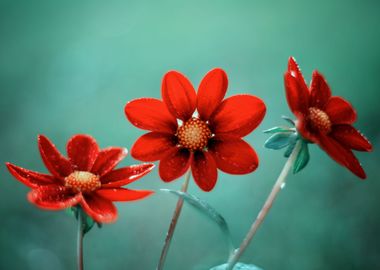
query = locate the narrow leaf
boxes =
[293,140,310,174]
[264,132,292,150]
[210,262,263,270]
[161,189,234,254]
[263,126,295,134]
[281,115,295,126]
[284,134,298,158]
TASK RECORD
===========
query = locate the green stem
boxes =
[77,208,84,270]
[156,170,191,270]
[226,140,302,270]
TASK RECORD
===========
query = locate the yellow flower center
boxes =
[308,107,332,134]
[177,118,212,151]
[65,171,101,193]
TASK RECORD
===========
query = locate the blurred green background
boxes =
[1,0,379,269]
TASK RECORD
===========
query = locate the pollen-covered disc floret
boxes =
[177,118,212,151]
[65,171,101,193]
[308,107,332,134]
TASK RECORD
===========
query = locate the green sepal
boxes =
[281,115,295,126]
[293,139,310,174]
[69,206,98,235]
[284,133,299,158]
[263,126,295,134]
[264,132,294,150]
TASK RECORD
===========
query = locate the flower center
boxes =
[65,171,101,193]
[308,107,332,134]
[177,118,212,151]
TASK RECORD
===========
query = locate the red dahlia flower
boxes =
[6,134,154,223]
[284,57,372,178]
[125,68,266,191]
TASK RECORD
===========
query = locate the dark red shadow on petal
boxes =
[28,185,81,210]
[191,151,217,192]
[81,194,117,223]
[91,147,128,176]
[38,135,72,179]
[67,134,99,171]
[331,125,372,152]
[309,70,332,109]
[159,147,192,182]
[325,97,357,125]
[208,135,259,174]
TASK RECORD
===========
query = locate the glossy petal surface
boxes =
[131,132,177,161]
[67,134,99,171]
[210,95,266,137]
[125,98,178,133]
[191,151,218,192]
[101,163,155,187]
[309,70,331,109]
[38,135,72,178]
[6,163,57,188]
[209,135,259,174]
[197,68,228,120]
[159,148,192,182]
[162,71,197,121]
[325,96,357,124]
[318,135,366,179]
[91,147,128,176]
[96,188,153,201]
[28,185,81,210]
[284,72,309,114]
[331,125,372,151]
[81,194,117,223]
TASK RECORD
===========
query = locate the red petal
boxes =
[125,98,178,133]
[208,135,259,174]
[66,134,99,171]
[284,72,309,114]
[318,135,366,179]
[131,132,177,162]
[96,188,153,201]
[81,194,117,223]
[91,147,128,176]
[38,135,72,178]
[325,97,357,124]
[101,163,155,188]
[191,151,217,192]
[209,95,266,137]
[309,70,332,109]
[28,185,82,210]
[288,57,310,97]
[162,71,197,121]
[331,125,372,152]
[159,148,192,182]
[197,68,228,121]
[6,163,57,188]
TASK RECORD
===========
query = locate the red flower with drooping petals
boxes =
[125,68,266,191]
[6,134,154,223]
[284,57,372,178]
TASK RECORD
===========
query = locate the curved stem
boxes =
[226,140,302,270]
[77,208,84,270]
[156,170,191,270]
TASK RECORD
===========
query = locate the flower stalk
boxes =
[157,170,191,270]
[77,207,85,270]
[226,140,302,270]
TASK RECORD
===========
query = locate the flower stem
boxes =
[157,170,191,270]
[77,208,85,270]
[226,140,302,270]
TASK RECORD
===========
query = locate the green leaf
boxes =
[293,140,310,174]
[281,115,295,126]
[161,189,234,254]
[263,126,295,134]
[264,132,292,150]
[284,134,299,158]
[210,262,263,270]
[69,206,97,235]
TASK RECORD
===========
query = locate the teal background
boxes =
[0,0,379,269]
